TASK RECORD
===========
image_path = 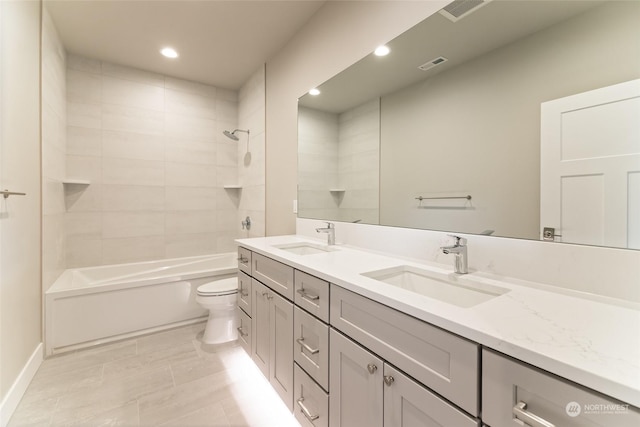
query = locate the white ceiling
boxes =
[45,0,326,90]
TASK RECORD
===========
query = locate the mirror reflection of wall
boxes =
[298,99,380,224]
[298,0,640,249]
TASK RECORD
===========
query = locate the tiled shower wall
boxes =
[42,9,67,289]
[337,98,379,224]
[64,55,243,267]
[297,99,379,223]
[237,66,266,238]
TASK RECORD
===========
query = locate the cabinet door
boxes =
[237,270,252,316]
[383,364,479,427]
[270,291,294,411]
[331,285,479,415]
[251,279,270,378]
[330,328,383,427]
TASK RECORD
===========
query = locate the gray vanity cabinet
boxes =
[250,278,294,411]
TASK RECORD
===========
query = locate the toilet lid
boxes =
[197,278,237,296]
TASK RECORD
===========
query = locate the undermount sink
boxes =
[272,242,338,256]
[361,265,509,308]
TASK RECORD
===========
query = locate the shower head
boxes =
[223,130,239,141]
[223,129,250,141]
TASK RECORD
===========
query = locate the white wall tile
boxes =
[67,69,101,104]
[165,76,217,98]
[67,155,102,182]
[64,212,102,238]
[101,236,165,265]
[102,185,165,211]
[165,186,217,211]
[165,137,216,164]
[102,157,164,186]
[102,104,164,135]
[102,76,165,111]
[165,113,216,140]
[67,101,101,129]
[166,162,217,187]
[67,126,102,157]
[102,62,165,87]
[165,211,216,235]
[165,232,218,258]
[66,236,102,268]
[67,54,101,74]
[61,55,247,266]
[165,89,216,119]
[102,212,165,238]
[102,130,164,161]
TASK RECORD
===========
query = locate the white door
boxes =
[541,79,640,248]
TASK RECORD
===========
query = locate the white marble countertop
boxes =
[237,235,640,408]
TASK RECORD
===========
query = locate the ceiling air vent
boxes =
[418,56,448,72]
[439,0,493,22]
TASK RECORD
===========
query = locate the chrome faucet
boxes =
[316,222,335,245]
[441,235,468,274]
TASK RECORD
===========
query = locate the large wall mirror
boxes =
[298,0,640,250]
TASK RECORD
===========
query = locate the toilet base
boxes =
[201,308,238,344]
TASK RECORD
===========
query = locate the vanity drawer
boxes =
[294,270,330,323]
[482,349,640,427]
[252,253,294,300]
[294,363,329,427]
[294,306,329,391]
[330,285,479,416]
[237,306,252,355]
[237,246,252,275]
[237,271,252,316]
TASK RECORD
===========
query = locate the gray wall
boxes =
[265,0,450,235]
[380,1,640,239]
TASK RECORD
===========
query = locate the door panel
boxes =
[541,79,640,248]
[329,328,383,427]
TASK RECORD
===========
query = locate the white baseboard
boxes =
[0,343,43,427]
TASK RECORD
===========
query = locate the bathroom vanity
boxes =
[236,236,640,427]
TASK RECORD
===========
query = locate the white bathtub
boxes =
[45,253,237,355]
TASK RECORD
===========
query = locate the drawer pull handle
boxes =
[240,288,249,297]
[296,338,320,355]
[297,288,320,301]
[367,363,378,374]
[236,327,248,337]
[262,291,273,300]
[513,401,555,427]
[384,375,394,386]
[237,256,249,264]
[296,397,320,422]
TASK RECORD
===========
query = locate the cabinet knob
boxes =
[384,375,394,386]
[367,363,378,374]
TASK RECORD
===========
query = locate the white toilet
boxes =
[196,277,238,344]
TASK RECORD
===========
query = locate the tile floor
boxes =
[9,323,301,427]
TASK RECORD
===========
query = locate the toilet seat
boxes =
[197,278,237,296]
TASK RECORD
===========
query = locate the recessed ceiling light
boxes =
[160,47,179,59]
[374,45,390,56]
[308,88,321,96]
